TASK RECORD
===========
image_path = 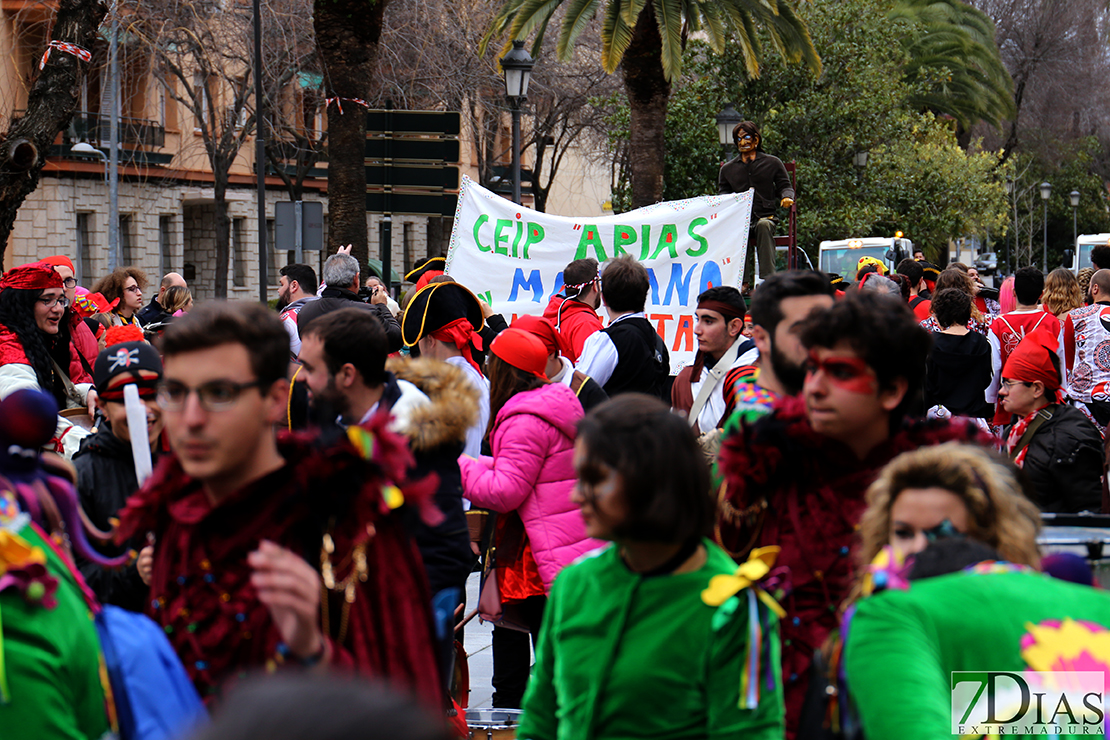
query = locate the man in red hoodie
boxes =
[543,258,603,362]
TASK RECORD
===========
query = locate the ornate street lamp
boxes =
[715,103,743,159]
[501,41,534,206]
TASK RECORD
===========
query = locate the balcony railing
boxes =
[69,111,166,148]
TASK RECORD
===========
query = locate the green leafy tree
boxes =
[601,0,1010,263]
[891,0,1014,134]
[483,0,821,208]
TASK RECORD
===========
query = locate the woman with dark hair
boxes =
[518,393,784,739]
[0,262,97,456]
[923,288,994,426]
[459,327,597,708]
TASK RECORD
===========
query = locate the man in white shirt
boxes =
[670,286,758,434]
[576,254,668,398]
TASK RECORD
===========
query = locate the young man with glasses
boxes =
[115,301,444,707]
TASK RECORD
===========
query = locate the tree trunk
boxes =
[0,0,107,268]
[622,3,670,209]
[314,0,389,269]
[213,178,230,298]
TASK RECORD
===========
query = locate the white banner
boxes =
[445,176,752,372]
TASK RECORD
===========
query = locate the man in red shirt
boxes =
[896,258,931,320]
[988,267,1059,424]
[543,258,602,362]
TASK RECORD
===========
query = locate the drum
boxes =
[466,708,521,740]
[59,407,95,431]
[1038,525,1110,584]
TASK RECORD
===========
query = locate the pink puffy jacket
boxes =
[459,382,601,591]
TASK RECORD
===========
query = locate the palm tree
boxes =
[891,0,1014,134]
[484,0,820,208]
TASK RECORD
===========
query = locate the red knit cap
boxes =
[1002,328,1061,399]
[0,262,63,291]
[39,255,75,273]
[512,314,569,357]
[491,328,548,379]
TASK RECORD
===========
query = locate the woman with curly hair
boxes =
[856,442,1041,570]
[91,266,148,328]
[1041,266,1084,319]
[0,263,97,456]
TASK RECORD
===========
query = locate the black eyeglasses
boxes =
[1000,379,1034,390]
[37,294,70,309]
[62,277,77,289]
[157,379,265,411]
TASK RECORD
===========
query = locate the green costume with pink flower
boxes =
[843,568,1110,740]
[0,507,110,739]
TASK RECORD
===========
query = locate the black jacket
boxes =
[72,424,155,611]
[1013,403,1105,513]
[380,359,482,596]
[297,287,402,353]
[717,151,795,220]
[137,298,172,327]
[924,331,994,418]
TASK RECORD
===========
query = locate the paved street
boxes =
[462,570,496,710]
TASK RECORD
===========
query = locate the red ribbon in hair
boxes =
[431,317,482,375]
[0,262,63,291]
[1002,328,1062,402]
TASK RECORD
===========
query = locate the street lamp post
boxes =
[1039,181,1052,272]
[500,41,534,206]
[715,104,743,161]
[1004,176,1014,275]
[1070,190,1081,256]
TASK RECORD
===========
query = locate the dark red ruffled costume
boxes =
[716,396,990,737]
[115,414,444,708]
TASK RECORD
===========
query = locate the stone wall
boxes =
[8,173,434,300]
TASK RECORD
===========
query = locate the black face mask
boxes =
[770,340,807,397]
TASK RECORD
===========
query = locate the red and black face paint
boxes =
[805,350,879,395]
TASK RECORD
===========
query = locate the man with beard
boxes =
[670,286,758,434]
[715,292,989,738]
[276,263,319,362]
[724,270,834,426]
[297,307,477,601]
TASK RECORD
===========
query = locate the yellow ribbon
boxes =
[701,546,786,618]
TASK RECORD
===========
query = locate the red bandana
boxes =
[431,317,482,375]
[1001,329,1061,402]
[1,262,63,291]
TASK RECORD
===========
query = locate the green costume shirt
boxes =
[518,539,784,740]
[844,569,1110,740]
[0,522,109,740]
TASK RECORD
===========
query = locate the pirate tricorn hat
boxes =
[405,256,446,284]
[401,281,485,348]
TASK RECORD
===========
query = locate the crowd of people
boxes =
[1,237,1109,740]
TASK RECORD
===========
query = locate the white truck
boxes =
[818,236,915,278]
[1068,233,1110,273]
